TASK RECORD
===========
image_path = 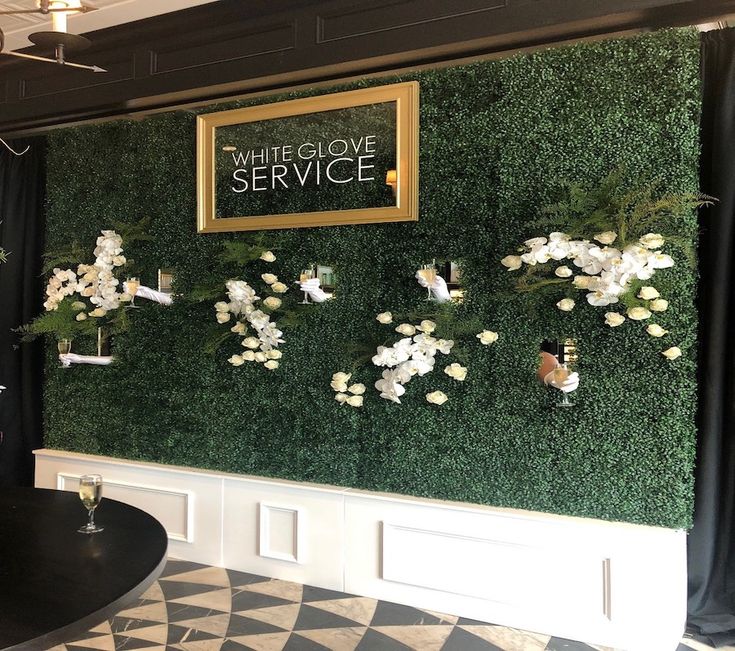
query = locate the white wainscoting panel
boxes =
[34,450,222,564]
[34,449,686,651]
[56,472,193,542]
[344,491,686,651]
[222,477,344,590]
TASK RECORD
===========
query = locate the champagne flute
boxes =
[299,268,313,304]
[552,364,575,408]
[418,264,437,299]
[78,474,104,534]
[126,276,140,308]
[57,338,72,368]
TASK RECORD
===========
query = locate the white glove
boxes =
[59,353,114,367]
[543,369,580,393]
[415,271,451,303]
[123,283,173,306]
[297,278,331,303]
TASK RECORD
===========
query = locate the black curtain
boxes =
[0,138,45,487]
[688,28,735,646]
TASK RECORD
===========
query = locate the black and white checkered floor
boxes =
[49,559,727,651]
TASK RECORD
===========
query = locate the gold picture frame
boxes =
[197,82,419,233]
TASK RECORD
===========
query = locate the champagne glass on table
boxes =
[126,276,140,308]
[78,474,104,534]
[418,263,437,300]
[299,268,314,304]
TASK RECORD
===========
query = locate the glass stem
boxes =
[88,509,95,528]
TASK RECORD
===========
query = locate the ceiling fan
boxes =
[0,0,106,72]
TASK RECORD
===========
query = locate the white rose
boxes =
[216,312,231,324]
[661,346,682,360]
[335,393,349,404]
[646,324,668,337]
[271,281,288,293]
[346,395,363,407]
[594,231,617,245]
[650,299,669,312]
[638,286,660,300]
[89,308,107,318]
[376,312,393,324]
[266,349,282,359]
[261,273,278,285]
[426,391,448,405]
[264,360,279,370]
[76,313,88,321]
[332,372,352,384]
[640,233,665,249]
[555,266,572,278]
[264,296,282,310]
[348,383,366,395]
[228,354,244,366]
[395,323,416,336]
[557,298,575,312]
[444,363,468,381]
[241,350,256,361]
[573,276,593,289]
[501,255,522,271]
[604,312,625,327]
[71,301,86,311]
[331,380,348,392]
[254,352,267,363]
[476,330,499,345]
[242,337,260,349]
[627,306,652,320]
[231,322,247,334]
[260,250,276,262]
[215,301,230,313]
[417,320,436,333]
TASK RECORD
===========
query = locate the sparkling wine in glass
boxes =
[300,269,314,304]
[126,277,141,308]
[552,364,574,408]
[57,339,72,368]
[78,474,104,534]
[418,264,437,299]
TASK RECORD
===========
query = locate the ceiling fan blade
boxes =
[2,50,106,72]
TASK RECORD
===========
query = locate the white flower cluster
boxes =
[43,230,128,315]
[330,372,365,407]
[220,278,285,370]
[371,318,456,404]
[503,231,683,359]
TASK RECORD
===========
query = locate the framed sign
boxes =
[197,82,419,233]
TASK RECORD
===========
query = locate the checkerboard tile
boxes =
[48,559,716,651]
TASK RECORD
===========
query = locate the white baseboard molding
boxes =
[34,448,687,651]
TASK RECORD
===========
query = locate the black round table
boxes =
[0,487,168,650]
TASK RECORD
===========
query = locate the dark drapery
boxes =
[688,27,735,646]
[0,138,45,487]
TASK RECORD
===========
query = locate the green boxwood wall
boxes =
[44,29,700,529]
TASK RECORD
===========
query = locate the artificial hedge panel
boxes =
[44,28,700,528]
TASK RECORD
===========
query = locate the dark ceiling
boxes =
[0,0,733,136]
